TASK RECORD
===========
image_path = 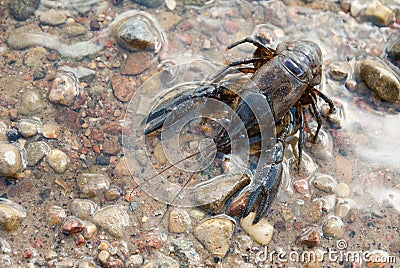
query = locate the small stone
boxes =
[170,238,201,267]
[45,250,58,260]
[82,222,97,239]
[40,9,67,26]
[365,0,395,27]
[70,199,97,220]
[62,216,84,235]
[389,241,400,253]
[111,75,137,103]
[322,215,344,238]
[63,23,88,37]
[48,72,79,106]
[165,0,176,10]
[17,118,41,138]
[302,199,323,223]
[8,0,40,20]
[56,259,75,267]
[46,205,66,225]
[131,0,163,8]
[142,255,178,268]
[125,255,143,268]
[104,186,122,201]
[102,136,120,155]
[153,142,167,165]
[311,174,338,193]
[336,182,351,197]
[138,231,165,249]
[90,19,101,31]
[240,212,274,245]
[76,173,111,196]
[359,57,400,103]
[6,129,20,142]
[26,141,50,167]
[98,250,110,265]
[168,208,191,233]
[335,201,351,218]
[299,226,321,247]
[0,143,23,177]
[194,217,234,259]
[41,123,60,139]
[121,51,153,76]
[294,178,310,196]
[224,20,239,34]
[17,90,45,116]
[0,198,27,231]
[91,205,129,238]
[202,39,211,50]
[329,61,350,80]
[47,149,68,173]
[23,47,47,68]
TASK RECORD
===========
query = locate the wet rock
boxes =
[76,173,111,196]
[121,51,153,75]
[82,221,97,239]
[165,0,176,10]
[8,0,40,20]
[142,254,178,268]
[0,143,23,177]
[63,23,88,37]
[336,182,351,197]
[47,149,68,173]
[168,208,191,233]
[0,198,27,231]
[102,136,120,155]
[17,90,45,115]
[70,199,97,220]
[329,61,350,81]
[26,141,50,167]
[311,174,338,193]
[91,205,129,238]
[97,250,110,265]
[170,238,201,267]
[46,205,66,225]
[104,186,122,201]
[40,9,67,26]
[41,123,61,139]
[365,0,395,26]
[322,215,344,238]
[6,129,20,142]
[359,57,400,103]
[17,118,41,138]
[125,255,143,267]
[132,0,163,8]
[111,75,137,103]
[335,201,351,218]
[62,216,84,235]
[24,47,47,68]
[194,217,234,259]
[240,212,274,245]
[68,0,98,14]
[48,71,79,106]
[299,226,321,247]
[59,66,96,83]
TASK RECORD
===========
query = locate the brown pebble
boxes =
[90,19,101,31]
[47,52,58,61]
[62,216,84,235]
[98,250,110,264]
[121,51,153,76]
[111,75,138,103]
[299,227,321,247]
[23,249,33,259]
[75,234,86,245]
[224,20,239,34]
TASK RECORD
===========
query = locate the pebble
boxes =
[63,23,88,37]
[240,212,274,245]
[17,90,45,115]
[322,215,344,238]
[0,143,23,177]
[359,57,400,103]
[77,173,111,196]
[194,217,234,259]
[23,47,47,68]
[0,198,27,231]
[91,205,129,238]
[26,141,50,167]
[47,149,68,173]
[90,19,100,31]
[46,205,66,225]
[70,199,97,220]
[82,221,97,239]
[153,142,167,165]
[336,182,351,197]
[224,20,239,34]
[56,259,75,267]
[40,9,67,26]
[311,174,338,193]
[170,238,201,267]
[168,208,191,233]
[132,0,163,8]
[59,66,96,83]
[102,136,120,155]
[111,75,138,103]
[365,0,395,27]
[142,254,179,268]
[45,250,57,260]
[299,226,321,247]
[165,0,176,10]
[121,51,153,75]
[41,123,61,139]
[329,61,350,80]
[125,254,143,267]
[104,186,122,201]
[6,129,20,142]
[8,0,40,20]
[302,199,323,223]
[62,216,84,235]
[48,71,79,106]
[97,250,110,265]
[335,200,351,218]
[17,118,41,138]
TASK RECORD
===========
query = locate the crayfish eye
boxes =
[282,57,305,80]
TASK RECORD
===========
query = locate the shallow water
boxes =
[1,0,400,267]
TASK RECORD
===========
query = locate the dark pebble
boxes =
[8,0,40,20]
[90,19,100,31]
[96,154,110,166]
[7,128,20,142]
[33,68,46,80]
[132,0,163,8]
